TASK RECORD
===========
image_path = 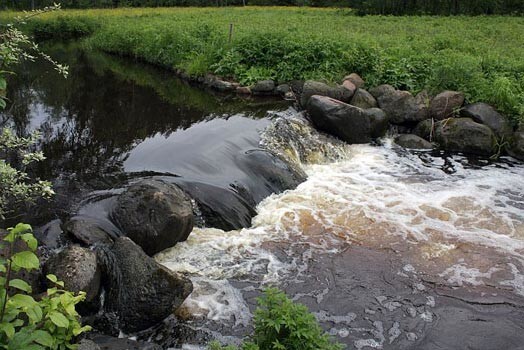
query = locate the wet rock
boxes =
[44,245,101,303]
[430,91,464,120]
[236,86,251,95]
[300,80,353,107]
[460,102,513,138]
[210,79,235,92]
[111,179,194,256]
[414,119,435,141]
[34,219,69,249]
[307,95,371,144]
[97,237,192,333]
[251,80,275,95]
[63,216,115,246]
[506,131,524,160]
[434,118,496,156]
[370,85,429,125]
[395,134,434,149]
[364,108,389,138]
[341,80,357,97]
[350,88,378,109]
[290,80,305,95]
[78,339,101,350]
[276,84,291,95]
[342,73,365,88]
[89,334,161,350]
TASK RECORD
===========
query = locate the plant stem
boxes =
[0,240,13,323]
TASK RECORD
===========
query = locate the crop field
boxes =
[2,7,524,122]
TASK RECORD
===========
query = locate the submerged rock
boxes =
[460,102,513,138]
[430,90,464,120]
[97,237,192,333]
[350,88,378,109]
[111,179,194,256]
[44,245,101,302]
[507,131,524,160]
[370,85,429,125]
[395,134,434,149]
[300,80,353,107]
[434,118,496,156]
[307,95,371,144]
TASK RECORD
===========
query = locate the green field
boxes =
[3,7,524,123]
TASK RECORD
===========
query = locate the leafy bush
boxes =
[209,288,343,350]
[0,223,91,349]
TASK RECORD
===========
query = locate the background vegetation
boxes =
[6,7,522,124]
[3,0,524,15]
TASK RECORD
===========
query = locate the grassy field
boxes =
[2,7,524,123]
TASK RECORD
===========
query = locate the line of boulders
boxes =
[293,73,523,160]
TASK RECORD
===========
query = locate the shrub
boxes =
[209,288,343,350]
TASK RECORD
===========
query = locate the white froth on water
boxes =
[156,139,524,329]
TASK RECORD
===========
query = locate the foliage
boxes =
[0,223,91,349]
[209,288,343,350]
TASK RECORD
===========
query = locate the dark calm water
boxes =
[1,42,290,225]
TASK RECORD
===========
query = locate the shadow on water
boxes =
[1,42,291,226]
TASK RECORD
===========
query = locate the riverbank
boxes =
[2,7,523,124]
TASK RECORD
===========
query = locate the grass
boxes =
[2,6,524,123]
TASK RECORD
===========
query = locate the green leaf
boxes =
[31,330,54,347]
[48,311,69,328]
[9,279,32,293]
[9,294,37,308]
[0,322,15,339]
[0,98,5,110]
[46,274,58,283]
[11,251,39,270]
[26,304,43,323]
[0,77,6,90]
[10,223,32,236]
[20,233,38,251]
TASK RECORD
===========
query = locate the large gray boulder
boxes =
[44,245,101,303]
[430,91,465,120]
[507,131,524,161]
[460,102,513,138]
[434,118,496,156]
[413,119,434,141]
[63,216,115,246]
[97,237,192,333]
[364,108,389,138]
[350,89,378,109]
[370,85,429,124]
[342,73,365,88]
[251,80,275,95]
[307,95,371,144]
[300,80,353,107]
[395,134,434,149]
[111,179,194,256]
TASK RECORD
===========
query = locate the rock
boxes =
[44,245,101,303]
[414,119,435,141]
[342,73,365,88]
[395,134,434,149]
[351,89,378,109]
[89,334,161,350]
[251,80,275,95]
[210,79,235,92]
[364,108,389,138]
[300,80,353,107]
[34,219,69,249]
[460,102,513,138]
[111,179,194,256]
[306,95,371,144]
[111,179,194,255]
[276,84,291,95]
[434,118,496,156]
[341,80,357,97]
[290,80,305,95]
[507,132,524,160]
[97,237,192,333]
[371,85,429,125]
[78,339,101,350]
[236,86,251,95]
[63,216,115,247]
[430,91,465,120]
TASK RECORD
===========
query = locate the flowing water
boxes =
[3,43,524,349]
